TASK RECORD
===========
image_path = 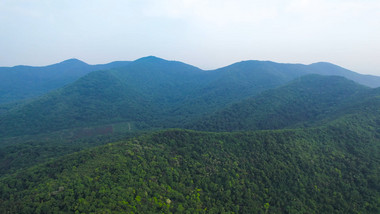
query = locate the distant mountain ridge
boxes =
[1,57,379,105]
[221,60,380,88]
[307,62,380,88]
[0,59,131,104]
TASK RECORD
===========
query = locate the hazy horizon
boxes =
[2,56,378,77]
[1,0,379,75]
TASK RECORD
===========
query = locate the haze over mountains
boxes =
[0,56,379,213]
[1,56,380,106]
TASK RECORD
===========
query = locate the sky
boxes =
[1,0,379,75]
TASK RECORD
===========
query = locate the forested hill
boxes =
[0,59,131,104]
[1,119,379,213]
[188,75,372,132]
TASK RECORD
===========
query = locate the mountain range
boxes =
[1,56,380,138]
[0,56,379,213]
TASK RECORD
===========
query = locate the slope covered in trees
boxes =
[1,118,379,213]
[0,125,144,177]
[189,75,371,131]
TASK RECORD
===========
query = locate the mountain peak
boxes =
[222,60,279,69]
[309,61,339,67]
[58,58,88,66]
[135,56,166,63]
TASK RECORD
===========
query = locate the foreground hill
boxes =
[0,59,131,104]
[2,57,379,138]
[188,75,370,131]
[1,120,379,213]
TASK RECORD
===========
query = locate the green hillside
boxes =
[1,122,379,213]
[189,75,370,131]
[0,123,145,177]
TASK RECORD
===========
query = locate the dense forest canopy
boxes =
[1,125,379,213]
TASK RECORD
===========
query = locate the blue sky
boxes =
[1,0,379,75]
